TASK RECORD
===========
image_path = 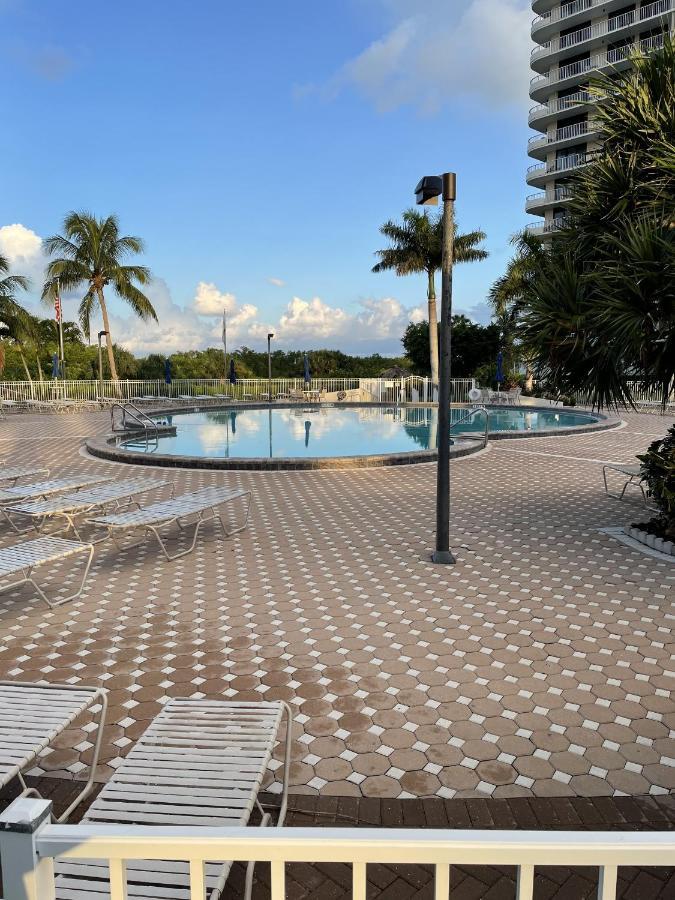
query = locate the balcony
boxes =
[527,217,571,235]
[525,187,574,214]
[526,151,594,187]
[528,90,592,129]
[531,0,672,72]
[528,119,601,160]
[530,33,666,102]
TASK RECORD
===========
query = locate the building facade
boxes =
[527,0,673,235]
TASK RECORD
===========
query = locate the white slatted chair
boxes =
[0,465,50,485]
[86,485,251,560]
[6,476,172,541]
[55,698,292,900]
[0,536,94,607]
[0,474,113,532]
[602,463,650,507]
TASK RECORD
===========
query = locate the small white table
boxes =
[303,389,321,402]
[0,681,107,821]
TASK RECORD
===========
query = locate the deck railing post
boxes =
[0,797,56,900]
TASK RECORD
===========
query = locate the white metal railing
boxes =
[528,119,599,150]
[1,797,674,900]
[527,152,594,179]
[532,0,671,33]
[530,32,666,90]
[525,187,573,210]
[0,377,476,407]
[532,1,672,61]
[528,90,591,124]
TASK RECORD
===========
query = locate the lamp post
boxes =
[267,333,274,404]
[97,331,108,401]
[415,172,457,565]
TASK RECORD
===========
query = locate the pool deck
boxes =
[0,407,672,802]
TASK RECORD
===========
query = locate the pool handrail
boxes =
[450,405,490,448]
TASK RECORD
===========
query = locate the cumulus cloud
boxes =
[0,223,46,290]
[267,277,285,287]
[301,0,532,113]
[193,281,237,316]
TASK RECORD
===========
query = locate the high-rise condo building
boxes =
[527,0,673,234]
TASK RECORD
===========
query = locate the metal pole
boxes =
[56,278,66,380]
[98,332,106,401]
[267,333,273,404]
[432,172,456,565]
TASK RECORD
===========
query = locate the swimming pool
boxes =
[105,405,607,467]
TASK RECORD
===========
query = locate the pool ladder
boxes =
[450,405,490,448]
[110,402,160,451]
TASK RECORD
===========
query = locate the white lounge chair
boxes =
[0,535,94,607]
[603,463,650,507]
[86,484,251,560]
[54,698,292,900]
[6,476,171,541]
[0,475,113,532]
[0,466,50,485]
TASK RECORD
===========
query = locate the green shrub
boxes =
[637,423,675,540]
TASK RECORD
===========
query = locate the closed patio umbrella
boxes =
[496,351,504,395]
[229,359,237,384]
[303,353,311,385]
[51,353,60,379]
[164,358,172,385]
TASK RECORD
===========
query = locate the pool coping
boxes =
[85,403,620,471]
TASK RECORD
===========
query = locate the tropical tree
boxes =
[509,38,675,408]
[42,212,156,381]
[0,253,32,377]
[487,230,548,391]
[373,210,488,384]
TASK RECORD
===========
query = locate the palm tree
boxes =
[42,212,156,381]
[488,230,548,391]
[0,253,32,377]
[373,209,488,383]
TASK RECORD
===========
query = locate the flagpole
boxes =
[222,308,227,380]
[56,278,66,380]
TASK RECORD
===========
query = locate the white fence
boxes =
[1,797,674,900]
[0,377,476,405]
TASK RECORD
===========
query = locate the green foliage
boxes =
[638,423,675,540]
[511,39,675,408]
[402,317,501,378]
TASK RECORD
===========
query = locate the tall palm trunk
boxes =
[36,352,44,382]
[97,288,119,382]
[17,346,33,397]
[427,269,439,386]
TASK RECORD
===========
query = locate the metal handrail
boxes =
[450,405,490,448]
[111,402,159,441]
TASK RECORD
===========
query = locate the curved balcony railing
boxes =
[528,91,592,125]
[528,119,599,151]
[530,33,665,92]
[526,187,574,211]
[527,152,594,180]
[533,0,671,33]
[531,1,672,64]
[527,217,571,235]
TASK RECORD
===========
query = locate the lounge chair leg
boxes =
[27,544,94,608]
[57,688,108,822]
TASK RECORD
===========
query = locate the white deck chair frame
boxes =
[88,487,252,561]
[6,477,173,543]
[0,536,94,608]
[602,463,650,507]
[0,680,108,822]
[55,698,293,900]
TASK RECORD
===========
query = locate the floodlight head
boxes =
[415,175,443,206]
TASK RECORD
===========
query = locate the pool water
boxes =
[121,406,601,460]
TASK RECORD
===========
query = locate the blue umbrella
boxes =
[229,359,237,384]
[496,351,504,387]
[303,352,311,384]
[51,353,60,378]
[304,419,311,448]
[164,358,172,384]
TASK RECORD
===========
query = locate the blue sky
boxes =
[1,0,534,356]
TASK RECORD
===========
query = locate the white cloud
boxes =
[267,277,285,287]
[0,223,46,290]
[193,281,237,316]
[303,0,532,113]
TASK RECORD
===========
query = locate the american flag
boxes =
[54,295,62,323]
